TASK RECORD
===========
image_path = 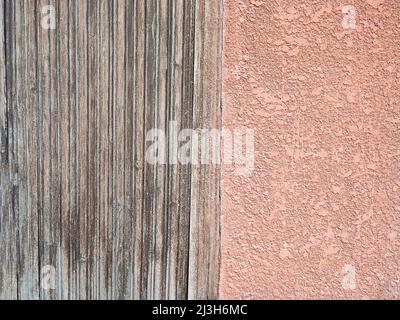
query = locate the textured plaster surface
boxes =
[221,0,400,299]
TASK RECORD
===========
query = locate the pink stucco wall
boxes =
[221,0,400,299]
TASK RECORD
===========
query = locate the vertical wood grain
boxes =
[189,0,222,299]
[0,0,222,300]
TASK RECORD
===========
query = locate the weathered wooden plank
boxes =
[154,0,168,300]
[166,0,184,299]
[0,0,6,157]
[98,0,111,300]
[35,0,49,300]
[0,0,222,300]
[124,0,135,300]
[68,0,79,300]
[111,0,127,300]
[132,0,145,300]
[58,0,70,300]
[141,0,155,299]
[0,0,18,300]
[14,0,34,299]
[7,0,19,300]
[77,0,89,300]
[0,10,6,296]
[205,0,223,300]
[189,0,223,299]
[49,0,61,301]
[87,0,99,299]
[176,0,196,300]
[12,0,40,300]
